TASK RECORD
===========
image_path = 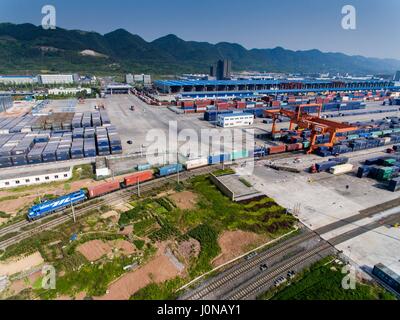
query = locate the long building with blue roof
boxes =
[155,79,398,99]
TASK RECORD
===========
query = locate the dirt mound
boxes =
[76,239,136,262]
[212,230,269,267]
[169,191,198,210]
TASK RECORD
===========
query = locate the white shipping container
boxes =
[330,163,354,175]
[179,155,208,170]
[383,137,391,145]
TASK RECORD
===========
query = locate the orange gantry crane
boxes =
[264,104,358,154]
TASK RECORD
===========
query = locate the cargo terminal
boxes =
[154,79,397,98]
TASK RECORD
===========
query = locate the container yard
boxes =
[0,106,122,168]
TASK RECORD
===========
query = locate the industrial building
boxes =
[0,166,72,189]
[39,74,78,85]
[394,71,400,82]
[0,75,37,85]
[210,60,232,80]
[155,79,397,98]
[105,84,132,95]
[217,113,254,127]
[48,87,92,96]
[0,95,13,113]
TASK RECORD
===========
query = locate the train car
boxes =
[87,180,121,198]
[123,170,154,187]
[137,163,152,171]
[158,164,184,177]
[27,190,87,221]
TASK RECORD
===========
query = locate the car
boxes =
[245,252,258,260]
[127,140,133,145]
[287,270,296,279]
[260,264,268,271]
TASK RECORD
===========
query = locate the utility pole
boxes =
[177,151,180,184]
[70,199,76,223]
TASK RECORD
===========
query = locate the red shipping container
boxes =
[268,145,286,154]
[88,181,120,198]
[124,170,153,187]
[236,102,246,109]
[184,109,195,114]
[182,101,195,107]
[272,101,281,107]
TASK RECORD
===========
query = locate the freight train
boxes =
[26,149,255,221]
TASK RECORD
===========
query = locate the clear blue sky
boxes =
[1,0,399,59]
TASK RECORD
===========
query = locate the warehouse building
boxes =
[0,166,72,189]
[0,95,13,113]
[48,87,92,96]
[0,75,37,85]
[217,113,254,128]
[155,79,397,98]
[105,84,132,95]
[39,74,78,85]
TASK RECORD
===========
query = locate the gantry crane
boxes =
[264,104,358,154]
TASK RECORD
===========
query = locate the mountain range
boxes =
[0,23,399,76]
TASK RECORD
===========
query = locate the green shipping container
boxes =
[303,141,310,148]
[371,131,383,137]
[382,130,393,135]
[347,134,359,140]
[232,150,249,160]
[377,167,393,181]
[383,159,396,166]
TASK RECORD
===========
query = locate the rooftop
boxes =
[0,166,72,180]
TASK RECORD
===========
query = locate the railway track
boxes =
[0,165,220,250]
[182,230,318,300]
[224,242,332,300]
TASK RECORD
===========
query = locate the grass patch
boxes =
[133,240,145,250]
[165,175,296,236]
[35,255,134,299]
[213,168,235,176]
[131,277,186,300]
[187,224,220,278]
[260,257,396,300]
[0,211,11,218]
[239,178,252,187]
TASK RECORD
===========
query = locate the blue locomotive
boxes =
[27,190,87,221]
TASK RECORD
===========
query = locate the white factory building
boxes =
[0,75,37,85]
[0,166,73,189]
[39,74,78,85]
[126,74,152,85]
[217,113,254,128]
[48,87,92,96]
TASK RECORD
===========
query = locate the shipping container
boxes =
[330,163,354,175]
[88,181,120,198]
[123,170,154,187]
[158,164,184,177]
[268,145,286,154]
[137,163,152,171]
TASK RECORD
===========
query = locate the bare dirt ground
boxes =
[7,270,42,296]
[94,243,183,300]
[119,225,133,236]
[169,191,199,210]
[176,238,201,264]
[76,239,136,262]
[212,230,269,267]
[0,252,44,277]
